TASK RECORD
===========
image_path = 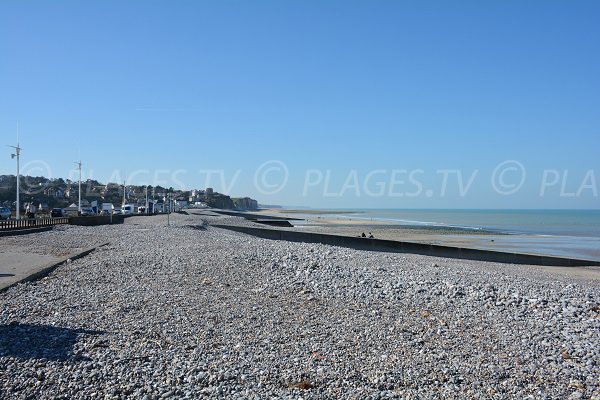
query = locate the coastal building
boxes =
[43,187,64,198]
[189,189,206,204]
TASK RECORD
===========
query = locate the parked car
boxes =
[0,207,11,220]
[51,208,66,218]
[80,207,94,216]
[114,208,122,215]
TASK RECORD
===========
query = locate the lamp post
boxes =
[74,161,82,214]
[166,189,171,226]
[9,143,21,219]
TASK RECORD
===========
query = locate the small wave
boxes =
[334,214,494,232]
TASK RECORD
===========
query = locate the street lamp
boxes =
[74,161,82,213]
[8,143,21,219]
[122,181,126,208]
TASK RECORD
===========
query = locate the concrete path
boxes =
[0,244,64,290]
[0,243,107,292]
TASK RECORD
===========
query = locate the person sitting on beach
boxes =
[361,232,366,238]
[368,232,374,239]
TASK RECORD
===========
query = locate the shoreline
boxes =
[256,209,510,233]
[254,208,600,262]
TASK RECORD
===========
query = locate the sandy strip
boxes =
[252,209,600,269]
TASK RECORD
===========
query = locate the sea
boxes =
[333,209,600,237]
[305,209,600,261]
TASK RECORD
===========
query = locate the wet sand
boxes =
[255,209,600,262]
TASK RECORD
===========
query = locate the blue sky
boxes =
[1,1,598,208]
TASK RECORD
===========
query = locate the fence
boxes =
[0,218,70,231]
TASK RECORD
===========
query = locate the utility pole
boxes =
[9,143,22,219]
[122,181,126,207]
[74,161,82,213]
[145,186,149,214]
[167,189,171,226]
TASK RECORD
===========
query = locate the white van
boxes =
[101,203,114,215]
[122,204,135,215]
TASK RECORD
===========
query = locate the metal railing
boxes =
[0,217,70,230]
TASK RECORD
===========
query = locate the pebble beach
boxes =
[1,212,599,399]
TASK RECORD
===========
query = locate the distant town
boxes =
[0,174,259,216]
